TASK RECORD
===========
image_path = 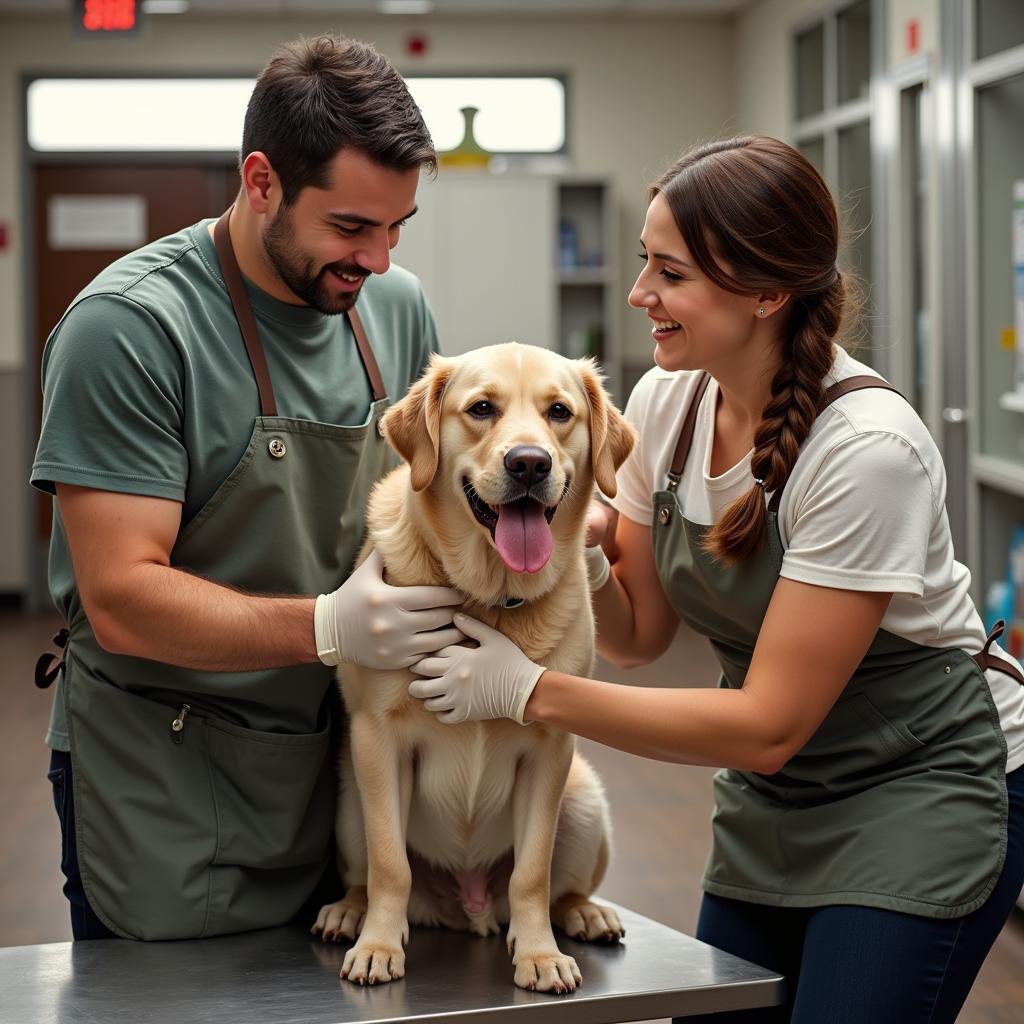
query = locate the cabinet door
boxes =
[395,175,556,357]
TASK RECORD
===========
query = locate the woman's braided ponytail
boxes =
[652,136,850,564]
[705,278,842,562]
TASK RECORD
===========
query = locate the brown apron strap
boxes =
[214,208,387,410]
[974,620,1024,686]
[815,374,904,413]
[666,371,712,493]
[214,209,278,417]
[348,306,386,402]
[766,375,907,513]
[665,372,904,506]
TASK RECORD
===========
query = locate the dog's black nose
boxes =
[504,445,552,487]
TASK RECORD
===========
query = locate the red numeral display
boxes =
[82,0,136,32]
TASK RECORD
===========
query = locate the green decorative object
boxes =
[439,106,492,170]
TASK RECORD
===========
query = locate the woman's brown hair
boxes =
[652,135,848,564]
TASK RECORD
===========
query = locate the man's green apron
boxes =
[53,210,392,940]
[652,372,1023,919]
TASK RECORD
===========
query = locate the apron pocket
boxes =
[204,716,334,870]
[66,660,335,938]
[772,692,926,796]
[64,666,220,939]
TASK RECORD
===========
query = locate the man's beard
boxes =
[262,206,367,315]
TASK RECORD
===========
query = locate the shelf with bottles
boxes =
[977,485,1024,657]
[557,266,613,286]
[554,179,618,394]
[560,284,606,361]
[556,181,608,274]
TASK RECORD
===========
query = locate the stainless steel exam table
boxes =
[1,902,784,1023]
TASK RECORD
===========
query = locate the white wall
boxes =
[888,0,939,67]
[0,11,736,592]
[734,0,824,139]
[0,12,736,370]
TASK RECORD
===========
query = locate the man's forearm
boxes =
[89,561,319,671]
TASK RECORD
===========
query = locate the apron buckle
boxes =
[972,620,1024,687]
[34,628,69,689]
[983,620,1005,654]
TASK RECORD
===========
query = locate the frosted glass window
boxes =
[795,24,825,120]
[837,0,871,104]
[27,76,566,154]
[798,136,825,176]
[975,0,1024,60]
[406,77,565,153]
[28,79,257,151]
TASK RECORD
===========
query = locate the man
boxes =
[31,34,463,941]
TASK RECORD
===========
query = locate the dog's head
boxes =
[382,343,635,593]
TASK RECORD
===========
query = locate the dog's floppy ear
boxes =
[577,359,636,498]
[382,353,455,492]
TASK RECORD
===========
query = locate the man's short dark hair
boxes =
[241,34,436,205]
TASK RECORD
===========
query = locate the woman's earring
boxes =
[757,306,766,317]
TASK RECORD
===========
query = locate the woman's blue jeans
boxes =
[678,765,1024,1023]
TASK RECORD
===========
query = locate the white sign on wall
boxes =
[48,195,146,250]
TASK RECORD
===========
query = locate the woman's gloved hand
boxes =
[314,549,464,670]
[583,498,617,591]
[408,613,546,725]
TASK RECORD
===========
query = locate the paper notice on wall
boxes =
[48,195,146,250]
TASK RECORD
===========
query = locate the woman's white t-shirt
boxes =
[611,346,1024,773]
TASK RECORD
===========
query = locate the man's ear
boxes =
[577,359,636,497]
[382,354,455,491]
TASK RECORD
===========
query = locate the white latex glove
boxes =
[408,613,546,725]
[584,544,611,592]
[314,549,464,670]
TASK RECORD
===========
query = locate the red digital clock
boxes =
[77,0,139,34]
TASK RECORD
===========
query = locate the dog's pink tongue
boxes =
[494,500,553,574]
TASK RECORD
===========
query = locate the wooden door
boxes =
[32,162,239,538]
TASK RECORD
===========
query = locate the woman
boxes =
[408,136,1024,1023]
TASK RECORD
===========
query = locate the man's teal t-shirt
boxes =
[32,218,439,748]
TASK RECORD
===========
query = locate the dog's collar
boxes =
[501,596,525,609]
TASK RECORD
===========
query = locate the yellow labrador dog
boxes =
[312,343,636,993]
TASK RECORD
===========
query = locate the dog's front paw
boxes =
[561,900,625,943]
[512,950,582,993]
[341,936,407,986]
[311,887,368,942]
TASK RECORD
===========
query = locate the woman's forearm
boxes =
[591,566,678,667]
[591,570,645,664]
[523,670,787,774]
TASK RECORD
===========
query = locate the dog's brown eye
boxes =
[548,403,572,422]
[467,400,496,419]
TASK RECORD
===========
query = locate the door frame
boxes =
[21,72,244,610]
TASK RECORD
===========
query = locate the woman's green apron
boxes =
[652,372,1023,919]
[51,210,393,939]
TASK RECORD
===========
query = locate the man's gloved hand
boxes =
[408,613,546,725]
[314,549,464,670]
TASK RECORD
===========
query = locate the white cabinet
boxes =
[395,173,619,395]
[396,174,556,358]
